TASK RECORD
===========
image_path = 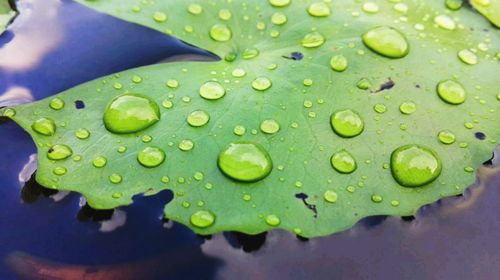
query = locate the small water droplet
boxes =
[438,130,456,144]
[391,145,442,187]
[31,117,56,136]
[324,190,338,203]
[269,0,291,7]
[218,9,232,20]
[242,48,260,60]
[199,81,226,100]
[49,98,65,110]
[307,2,331,17]
[331,150,357,174]
[330,55,348,72]
[167,79,179,88]
[374,104,387,113]
[437,80,467,105]
[265,214,280,226]
[243,194,252,201]
[188,3,203,15]
[218,142,273,182]
[371,195,383,203]
[90,156,106,168]
[399,101,417,115]
[458,49,478,65]
[187,110,210,127]
[53,166,67,176]
[75,128,90,139]
[271,12,287,25]
[252,77,272,91]
[103,94,160,134]
[260,119,280,134]
[142,135,153,143]
[210,24,232,42]
[362,26,409,58]
[301,31,325,48]
[330,109,364,138]
[179,140,194,151]
[190,210,215,228]
[109,174,122,184]
[194,172,204,181]
[153,11,167,22]
[232,68,246,77]
[362,2,379,13]
[117,146,127,153]
[446,0,463,10]
[47,144,73,160]
[137,147,166,168]
[2,108,15,117]
[357,78,372,90]
[233,125,246,136]
[434,14,456,30]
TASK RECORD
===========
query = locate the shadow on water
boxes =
[0,1,499,279]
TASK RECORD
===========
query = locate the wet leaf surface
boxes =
[1,0,499,237]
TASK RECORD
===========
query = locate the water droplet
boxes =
[187,110,210,127]
[2,108,15,117]
[269,0,290,7]
[458,49,478,65]
[117,146,127,153]
[233,125,246,136]
[303,78,313,86]
[371,195,383,203]
[112,192,123,199]
[438,130,456,144]
[446,0,463,10]
[92,156,107,168]
[232,68,246,77]
[252,77,272,91]
[194,172,204,181]
[260,119,280,134]
[434,15,456,30]
[362,26,409,58]
[199,81,226,100]
[464,166,474,173]
[265,214,280,226]
[109,174,122,184]
[324,190,338,203]
[243,194,251,201]
[218,9,232,20]
[399,101,417,115]
[210,24,232,42]
[330,109,364,138]
[357,78,372,90]
[31,117,56,136]
[271,12,287,25]
[137,147,166,168]
[75,128,90,139]
[331,150,357,174]
[167,79,179,88]
[188,3,203,14]
[47,144,73,160]
[142,135,153,143]
[437,80,467,105]
[173,141,192,152]
[103,94,160,134]
[308,2,331,17]
[242,48,259,60]
[49,98,65,110]
[391,145,442,187]
[301,31,325,48]
[374,104,387,113]
[218,142,273,182]
[153,11,167,22]
[53,166,67,176]
[394,3,409,13]
[362,2,379,13]
[162,100,173,109]
[190,210,215,228]
[330,55,348,72]
[391,200,400,207]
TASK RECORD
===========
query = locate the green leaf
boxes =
[1,0,499,237]
[471,0,500,28]
[0,0,16,36]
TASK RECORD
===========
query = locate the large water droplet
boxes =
[103,94,160,134]
[210,24,232,42]
[308,2,331,17]
[330,55,348,72]
[301,31,325,48]
[190,210,215,228]
[187,110,210,127]
[331,150,357,174]
[391,145,442,187]
[199,81,226,100]
[437,80,467,105]
[330,109,364,138]
[362,26,409,58]
[32,117,56,136]
[218,142,273,182]
[47,144,73,160]
[458,49,478,65]
[137,147,166,168]
[252,77,272,91]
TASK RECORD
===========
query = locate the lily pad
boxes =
[0,0,17,36]
[1,0,499,237]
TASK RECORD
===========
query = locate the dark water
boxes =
[0,1,498,279]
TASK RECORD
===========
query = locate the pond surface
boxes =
[0,1,499,279]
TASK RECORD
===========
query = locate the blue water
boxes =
[0,1,498,279]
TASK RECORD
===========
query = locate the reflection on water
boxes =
[0,1,498,279]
